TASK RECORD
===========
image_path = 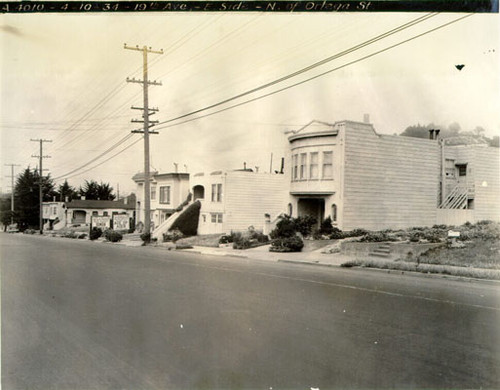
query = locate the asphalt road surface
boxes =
[2,233,499,389]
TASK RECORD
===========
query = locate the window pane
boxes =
[323,151,333,179]
[293,154,298,180]
[300,153,307,179]
[211,184,216,202]
[211,213,217,223]
[310,152,318,179]
[217,184,222,202]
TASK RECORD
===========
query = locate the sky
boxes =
[1,10,499,195]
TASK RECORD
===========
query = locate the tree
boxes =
[57,180,78,202]
[13,167,56,230]
[79,180,115,200]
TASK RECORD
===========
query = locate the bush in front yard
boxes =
[270,236,304,252]
[140,232,151,244]
[294,215,317,236]
[270,215,297,239]
[163,228,184,243]
[170,200,201,236]
[89,227,103,241]
[104,229,123,243]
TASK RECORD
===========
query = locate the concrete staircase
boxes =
[369,244,392,258]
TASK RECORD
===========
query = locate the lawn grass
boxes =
[175,234,221,248]
[341,258,500,280]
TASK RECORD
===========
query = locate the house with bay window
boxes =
[132,171,190,230]
[285,119,499,230]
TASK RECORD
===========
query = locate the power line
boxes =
[154,13,437,128]
[58,136,143,182]
[52,133,136,181]
[154,13,472,131]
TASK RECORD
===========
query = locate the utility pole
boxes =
[4,163,20,225]
[31,139,52,234]
[124,44,163,234]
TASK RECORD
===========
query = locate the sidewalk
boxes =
[175,243,354,267]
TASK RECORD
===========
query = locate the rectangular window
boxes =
[151,186,156,200]
[210,213,223,223]
[211,184,222,202]
[457,164,467,177]
[293,154,298,180]
[300,153,307,179]
[159,186,171,204]
[445,159,455,179]
[310,152,319,179]
[322,151,333,179]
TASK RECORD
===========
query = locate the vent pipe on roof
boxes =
[244,162,247,170]
[174,163,178,173]
[280,158,284,174]
[363,114,370,124]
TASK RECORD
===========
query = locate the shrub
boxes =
[104,229,123,243]
[294,215,317,236]
[140,232,151,244]
[345,228,369,237]
[219,234,233,244]
[163,228,184,243]
[23,229,37,235]
[170,200,201,236]
[319,217,334,235]
[89,227,103,241]
[270,236,304,252]
[329,227,344,239]
[270,215,296,239]
[63,231,78,239]
[231,228,269,249]
[359,232,398,242]
[78,233,87,239]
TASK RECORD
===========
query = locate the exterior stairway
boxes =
[369,244,392,258]
[439,185,470,209]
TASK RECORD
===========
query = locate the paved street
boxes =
[2,233,500,389]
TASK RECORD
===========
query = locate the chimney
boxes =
[255,166,259,173]
[280,157,285,174]
[435,129,440,139]
[363,113,370,124]
[174,163,178,173]
[244,162,247,170]
[65,196,69,203]
[429,129,435,140]
[53,196,56,202]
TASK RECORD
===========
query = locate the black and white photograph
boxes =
[1,2,499,389]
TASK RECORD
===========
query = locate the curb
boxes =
[278,259,336,267]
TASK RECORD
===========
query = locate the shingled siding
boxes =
[224,172,288,232]
[342,125,440,230]
[473,147,500,222]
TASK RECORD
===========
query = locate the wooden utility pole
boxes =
[4,163,20,224]
[31,139,52,234]
[124,44,162,234]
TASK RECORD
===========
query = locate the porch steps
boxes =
[369,244,392,258]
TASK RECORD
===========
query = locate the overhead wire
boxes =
[155,12,438,128]
[51,13,472,182]
[154,13,472,131]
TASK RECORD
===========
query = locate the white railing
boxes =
[439,185,468,209]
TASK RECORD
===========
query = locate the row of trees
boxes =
[1,167,116,230]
